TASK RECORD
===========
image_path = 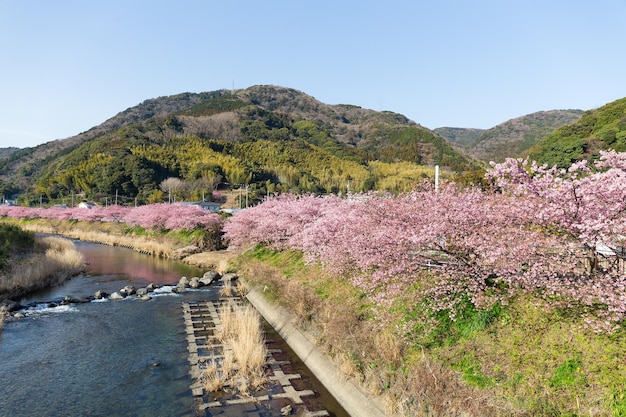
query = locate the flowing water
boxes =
[0,241,348,417]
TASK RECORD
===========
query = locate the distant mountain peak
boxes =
[436,109,584,163]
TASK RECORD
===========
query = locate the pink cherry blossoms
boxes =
[123,203,221,230]
[225,152,626,332]
[0,203,222,232]
[487,150,626,250]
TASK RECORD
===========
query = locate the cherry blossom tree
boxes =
[225,152,626,332]
[487,150,626,273]
[0,203,220,232]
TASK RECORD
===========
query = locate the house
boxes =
[220,208,241,215]
[186,201,222,212]
[78,201,98,209]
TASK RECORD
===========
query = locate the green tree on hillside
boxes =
[530,97,626,167]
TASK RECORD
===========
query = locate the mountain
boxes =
[436,110,583,163]
[0,85,478,205]
[433,127,485,148]
[528,97,626,168]
[0,148,20,160]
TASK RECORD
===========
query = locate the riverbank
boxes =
[7,218,242,274]
[246,287,388,417]
[1,234,84,296]
[231,245,626,417]
[0,226,85,299]
[0,229,85,328]
[3,217,226,259]
[0,218,212,327]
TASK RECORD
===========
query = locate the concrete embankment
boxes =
[246,288,387,417]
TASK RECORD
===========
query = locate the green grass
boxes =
[453,354,497,388]
[426,296,626,416]
[405,295,505,349]
[249,245,306,277]
[549,356,585,388]
[608,388,626,416]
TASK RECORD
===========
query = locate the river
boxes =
[0,240,348,417]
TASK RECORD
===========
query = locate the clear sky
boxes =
[1,0,625,149]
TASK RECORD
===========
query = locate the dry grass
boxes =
[219,275,250,298]
[0,236,84,299]
[17,220,173,257]
[235,279,250,296]
[219,302,268,379]
[34,235,76,252]
[219,277,234,297]
[201,301,268,396]
[201,358,228,392]
[382,355,502,417]
[59,230,171,257]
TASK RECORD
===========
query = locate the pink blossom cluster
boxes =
[0,203,221,232]
[225,152,626,332]
[0,205,130,222]
[487,150,626,249]
[123,203,221,230]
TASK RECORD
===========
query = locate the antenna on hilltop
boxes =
[232,80,235,95]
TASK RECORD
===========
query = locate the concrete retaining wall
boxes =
[246,288,387,417]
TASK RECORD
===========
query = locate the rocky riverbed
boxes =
[0,269,236,320]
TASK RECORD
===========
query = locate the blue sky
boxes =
[1,0,625,148]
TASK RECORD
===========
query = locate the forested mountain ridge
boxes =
[528,97,626,167]
[436,109,584,163]
[433,127,485,148]
[0,148,20,160]
[0,85,478,205]
[0,92,223,192]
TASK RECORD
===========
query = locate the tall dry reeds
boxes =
[219,276,234,297]
[46,229,172,258]
[218,275,250,298]
[201,301,268,395]
[0,236,84,299]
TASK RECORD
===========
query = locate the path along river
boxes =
[0,240,348,417]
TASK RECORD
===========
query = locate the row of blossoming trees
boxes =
[224,150,626,333]
[3,152,626,331]
[0,203,222,232]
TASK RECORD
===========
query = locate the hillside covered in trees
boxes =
[436,109,583,163]
[528,97,626,167]
[0,86,479,206]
